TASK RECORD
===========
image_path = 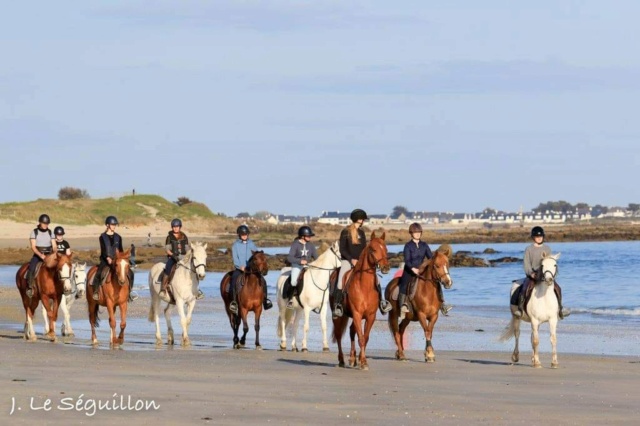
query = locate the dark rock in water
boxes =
[451,252,489,267]
[489,257,521,265]
[483,248,498,254]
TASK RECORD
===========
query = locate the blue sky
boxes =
[1,1,638,217]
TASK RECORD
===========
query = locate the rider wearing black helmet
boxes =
[515,226,570,319]
[93,216,138,301]
[229,225,272,314]
[285,226,318,309]
[333,209,392,318]
[158,218,204,302]
[53,226,72,256]
[26,214,58,298]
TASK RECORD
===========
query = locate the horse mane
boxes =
[44,253,58,269]
[418,245,451,275]
[436,243,452,258]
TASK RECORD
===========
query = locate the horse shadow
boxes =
[454,358,518,366]
[277,358,336,368]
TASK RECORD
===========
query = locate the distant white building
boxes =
[317,211,351,226]
[266,215,309,225]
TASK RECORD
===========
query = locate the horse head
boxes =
[114,249,131,285]
[56,253,73,294]
[365,231,390,274]
[248,250,269,276]
[189,242,208,281]
[72,262,87,298]
[328,240,342,269]
[420,248,453,289]
[540,252,560,285]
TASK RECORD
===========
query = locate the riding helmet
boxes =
[237,225,250,236]
[105,215,119,226]
[531,226,545,238]
[350,209,368,222]
[409,222,423,233]
[298,225,315,237]
[54,226,65,236]
[38,214,51,224]
[171,218,182,228]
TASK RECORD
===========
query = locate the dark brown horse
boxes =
[331,232,390,370]
[86,249,132,347]
[15,253,73,341]
[220,251,269,349]
[385,245,453,362]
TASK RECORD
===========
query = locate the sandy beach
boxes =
[0,283,638,425]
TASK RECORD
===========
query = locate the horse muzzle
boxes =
[442,279,453,289]
[379,265,390,274]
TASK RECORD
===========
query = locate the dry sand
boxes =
[0,288,638,425]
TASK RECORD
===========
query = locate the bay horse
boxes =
[385,245,453,362]
[500,252,562,368]
[331,231,390,370]
[220,251,269,349]
[148,242,208,347]
[15,253,73,341]
[43,262,87,337]
[86,249,132,348]
[276,241,341,352]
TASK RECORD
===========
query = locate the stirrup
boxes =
[129,291,139,302]
[513,310,523,318]
[26,288,34,299]
[263,298,273,310]
[559,308,571,319]
[286,299,295,310]
[379,300,392,314]
[196,289,205,300]
[158,290,171,303]
[399,304,409,321]
[440,304,452,316]
[333,304,343,318]
[229,301,238,315]
[93,290,100,301]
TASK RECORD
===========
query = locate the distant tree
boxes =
[483,207,497,215]
[628,203,640,212]
[533,200,574,213]
[592,204,608,217]
[175,196,193,207]
[236,212,251,218]
[58,186,90,200]
[253,211,272,220]
[575,202,590,210]
[392,205,409,217]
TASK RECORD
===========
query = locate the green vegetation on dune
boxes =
[0,194,217,226]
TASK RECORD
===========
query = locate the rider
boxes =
[515,226,570,319]
[229,225,273,314]
[54,226,72,256]
[26,214,58,298]
[333,208,392,318]
[158,218,204,302]
[397,222,452,320]
[285,225,318,310]
[92,216,139,302]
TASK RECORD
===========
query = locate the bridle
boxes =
[540,259,558,283]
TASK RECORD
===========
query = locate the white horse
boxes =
[42,262,87,338]
[148,242,207,347]
[276,241,341,352]
[500,252,561,368]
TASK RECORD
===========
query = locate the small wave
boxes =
[573,307,640,317]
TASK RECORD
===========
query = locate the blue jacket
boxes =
[403,240,433,274]
[232,239,258,270]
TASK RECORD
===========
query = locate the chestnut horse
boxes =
[220,251,269,349]
[86,249,132,348]
[385,245,453,362]
[15,253,73,341]
[331,232,390,370]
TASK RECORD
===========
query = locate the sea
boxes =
[1,241,638,357]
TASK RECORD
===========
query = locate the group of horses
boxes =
[14,236,564,369]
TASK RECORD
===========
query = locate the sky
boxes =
[1,1,639,217]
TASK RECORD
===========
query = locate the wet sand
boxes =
[0,286,638,425]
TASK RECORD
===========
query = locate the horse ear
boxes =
[203,243,208,250]
[371,231,377,239]
[381,232,386,241]
[553,252,561,260]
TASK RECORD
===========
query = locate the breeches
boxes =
[337,260,352,290]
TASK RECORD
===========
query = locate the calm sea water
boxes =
[1,241,638,356]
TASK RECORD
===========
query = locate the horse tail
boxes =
[498,317,516,342]
[89,303,100,328]
[148,301,156,322]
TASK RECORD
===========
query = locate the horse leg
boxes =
[392,315,407,361]
[320,303,330,352]
[550,316,559,368]
[164,303,174,345]
[291,308,301,352]
[177,299,191,347]
[232,314,241,348]
[41,302,50,336]
[238,309,249,348]
[348,318,358,368]
[359,313,376,370]
[117,302,128,345]
[42,295,56,342]
[88,300,98,345]
[530,318,541,368]
[26,304,37,341]
[106,303,117,348]
[300,307,312,352]
[254,308,262,350]
[417,313,437,362]
[512,317,521,363]
[61,296,74,337]
[333,316,348,367]
[277,305,288,351]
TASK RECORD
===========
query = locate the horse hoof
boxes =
[512,355,519,363]
[234,343,241,349]
[322,347,330,353]
[426,357,435,363]
[155,339,163,346]
[360,364,369,371]
[301,348,308,353]
[256,345,263,351]
[533,363,542,369]
[167,339,174,346]
[338,362,345,368]
[292,347,299,352]
[182,340,191,348]
[66,333,75,338]
[278,345,286,351]
[551,363,558,369]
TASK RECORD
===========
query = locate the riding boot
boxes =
[437,284,452,316]
[158,273,171,303]
[128,270,139,302]
[376,281,392,314]
[26,270,34,299]
[262,279,273,310]
[333,289,344,319]
[92,268,101,301]
[196,288,205,300]
[514,289,524,318]
[554,282,570,319]
[398,293,409,321]
[229,279,238,315]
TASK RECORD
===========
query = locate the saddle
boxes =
[511,278,535,314]
[390,277,420,316]
[24,262,44,281]
[223,271,249,297]
[282,269,307,305]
